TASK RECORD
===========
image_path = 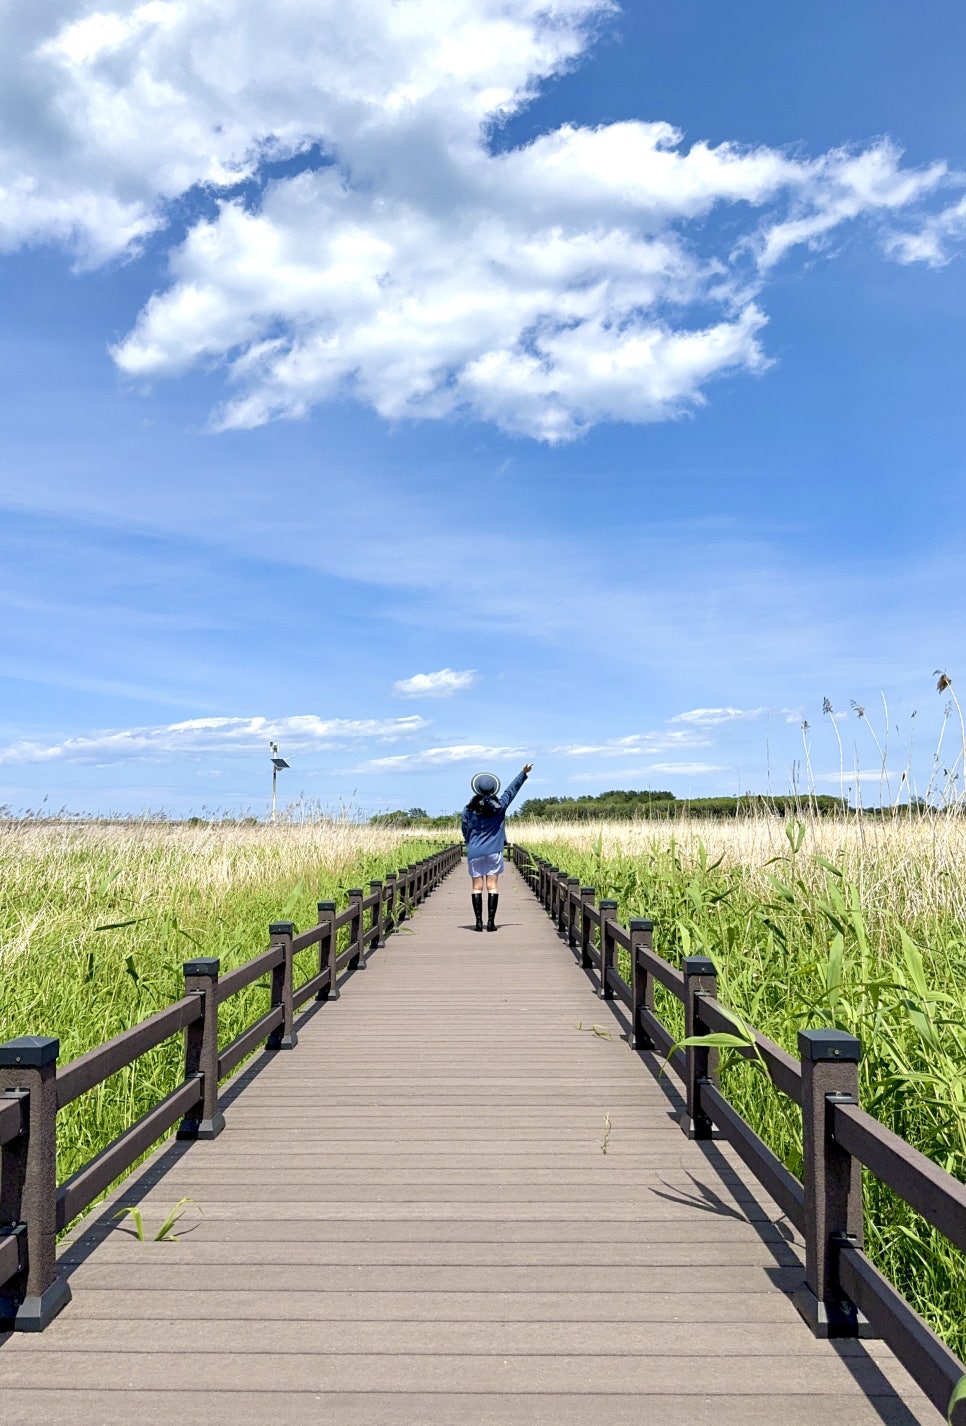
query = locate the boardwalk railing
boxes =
[512,844,966,1426]
[0,843,461,1333]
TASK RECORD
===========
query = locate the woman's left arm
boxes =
[499,764,532,810]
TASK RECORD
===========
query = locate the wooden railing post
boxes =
[555,871,570,935]
[396,868,409,922]
[680,955,718,1139]
[370,880,384,948]
[317,901,338,1000]
[598,899,618,1000]
[0,1036,71,1331]
[565,879,580,947]
[348,889,365,967]
[267,922,298,1049]
[794,1028,868,1338]
[383,874,397,936]
[576,889,590,969]
[629,919,656,1050]
[177,958,224,1141]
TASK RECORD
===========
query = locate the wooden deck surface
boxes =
[0,864,942,1424]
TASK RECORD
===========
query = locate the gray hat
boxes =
[471,772,500,796]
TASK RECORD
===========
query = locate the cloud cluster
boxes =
[554,730,710,755]
[2,1,962,438]
[392,668,477,698]
[565,760,723,780]
[358,743,524,772]
[669,706,797,726]
[0,713,429,764]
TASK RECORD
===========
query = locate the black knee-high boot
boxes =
[486,892,499,931]
[471,892,484,931]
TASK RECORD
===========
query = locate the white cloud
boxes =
[554,730,710,755]
[392,667,477,698]
[752,142,947,270]
[0,713,430,764]
[886,195,966,267]
[669,706,790,726]
[565,760,724,781]
[357,743,524,772]
[0,2,961,435]
[648,762,724,775]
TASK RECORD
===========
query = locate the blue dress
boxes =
[461,769,528,875]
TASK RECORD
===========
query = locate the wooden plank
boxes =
[0,1389,935,1426]
[0,1348,938,1397]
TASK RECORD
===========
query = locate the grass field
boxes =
[3,812,964,1360]
[0,820,448,1192]
[513,813,966,1360]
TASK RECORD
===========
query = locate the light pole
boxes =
[270,742,289,823]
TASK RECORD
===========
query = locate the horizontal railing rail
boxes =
[0,842,461,1332]
[511,844,966,1426]
[0,1092,25,1146]
[56,997,203,1110]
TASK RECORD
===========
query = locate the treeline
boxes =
[369,791,852,827]
[370,807,460,828]
[508,790,848,821]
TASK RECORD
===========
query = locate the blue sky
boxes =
[1,0,964,818]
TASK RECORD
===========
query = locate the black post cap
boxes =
[683,955,717,976]
[798,1028,861,1062]
[629,918,654,932]
[348,889,364,898]
[269,921,295,935]
[385,873,397,881]
[370,880,382,889]
[0,1036,60,1068]
[317,900,337,912]
[183,957,220,977]
[581,887,595,896]
[599,899,619,910]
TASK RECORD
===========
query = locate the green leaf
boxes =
[281,878,306,920]
[96,867,123,897]
[93,918,144,932]
[155,1197,196,1242]
[765,874,795,903]
[113,1206,145,1241]
[947,1374,966,1425]
[675,1032,755,1050]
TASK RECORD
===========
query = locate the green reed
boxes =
[520,815,966,1361]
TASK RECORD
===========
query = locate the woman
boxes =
[461,763,533,931]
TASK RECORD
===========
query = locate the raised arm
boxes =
[499,764,532,811]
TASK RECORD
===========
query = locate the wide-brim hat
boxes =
[471,772,500,796]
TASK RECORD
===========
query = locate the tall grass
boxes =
[0,821,448,1190]
[517,813,966,1360]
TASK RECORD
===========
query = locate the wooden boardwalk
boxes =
[0,864,942,1424]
